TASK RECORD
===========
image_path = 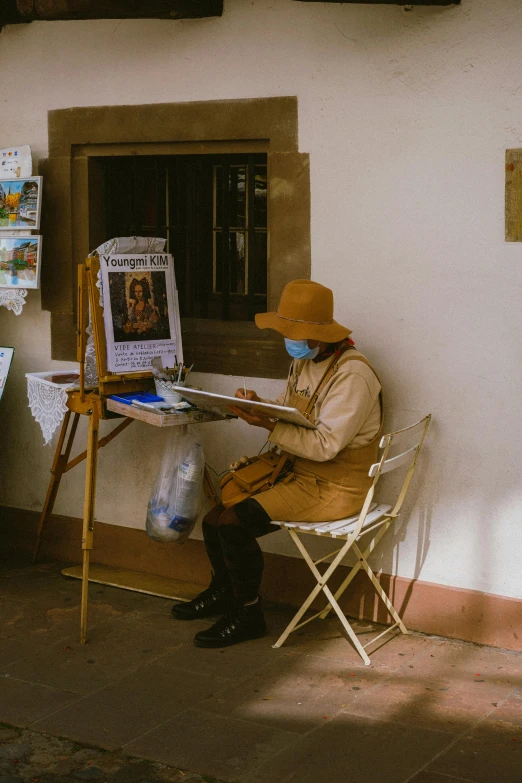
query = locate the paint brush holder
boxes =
[154,378,185,404]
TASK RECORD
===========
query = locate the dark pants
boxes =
[202,499,273,603]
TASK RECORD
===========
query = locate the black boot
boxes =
[194,598,267,648]
[171,576,231,621]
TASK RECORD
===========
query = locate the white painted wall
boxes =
[1,0,521,600]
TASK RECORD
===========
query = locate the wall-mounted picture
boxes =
[0,177,41,230]
[0,145,32,179]
[0,235,42,289]
[0,347,14,401]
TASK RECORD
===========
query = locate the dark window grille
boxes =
[102,153,267,321]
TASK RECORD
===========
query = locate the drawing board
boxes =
[171,386,317,430]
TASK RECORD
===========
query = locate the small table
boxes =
[105,397,228,426]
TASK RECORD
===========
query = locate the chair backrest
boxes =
[368,413,431,514]
[348,415,431,541]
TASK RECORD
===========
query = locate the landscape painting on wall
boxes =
[0,177,41,230]
[0,235,42,289]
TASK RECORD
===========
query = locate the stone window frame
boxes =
[40,96,310,378]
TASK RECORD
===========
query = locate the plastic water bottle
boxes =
[145,502,172,542]
[168,439,205,534]
[145,429,205,544]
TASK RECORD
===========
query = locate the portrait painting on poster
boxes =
[0,177,42,230]
[0,235,42,289]
[99,253,183,373]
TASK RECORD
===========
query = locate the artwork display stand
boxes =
[34,255,223,644]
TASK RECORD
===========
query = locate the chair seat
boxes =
[271,503,392,538]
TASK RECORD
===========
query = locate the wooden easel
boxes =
[33,255,220,644]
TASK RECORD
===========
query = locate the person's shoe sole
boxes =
[194,627,268,648]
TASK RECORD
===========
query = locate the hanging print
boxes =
[0,178,41,230]
[0,347,14,401]
[0,235,42,289]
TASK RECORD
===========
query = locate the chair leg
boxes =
[321,520,395,621]
[322,584,371,665]
[272,582,324,649]
[319,559,364,620]
[273,530,375,664]
[354,544,409,635]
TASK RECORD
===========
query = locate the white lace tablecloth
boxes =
[0,288,27,315]
[26,371,79,445]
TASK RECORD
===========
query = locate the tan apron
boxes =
[255,355,384,523]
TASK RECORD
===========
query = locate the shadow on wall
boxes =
[354,413,521,651]
[369,419,436,624]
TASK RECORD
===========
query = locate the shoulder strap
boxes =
[303,354,339,418]
[267,354,338,474]
[304,352,384,430]
[340,353,385,434]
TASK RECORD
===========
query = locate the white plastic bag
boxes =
[146,425,205,543]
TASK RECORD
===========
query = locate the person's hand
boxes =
[228,404,276,432]
[229,389,275,431]
[234,388,260,402]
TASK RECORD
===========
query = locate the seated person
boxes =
[172,279,383,648]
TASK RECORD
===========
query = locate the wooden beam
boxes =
[1,0,223,25]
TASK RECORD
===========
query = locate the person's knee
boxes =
[203,504,241,528]
[217,507,242,528]
[203,503,225,528]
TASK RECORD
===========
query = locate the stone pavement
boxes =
[1,558,521,783]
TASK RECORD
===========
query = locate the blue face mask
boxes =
[284,338,320,360]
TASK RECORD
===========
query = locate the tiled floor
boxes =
[1,558,521,783]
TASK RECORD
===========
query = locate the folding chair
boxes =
[271,414,432,666]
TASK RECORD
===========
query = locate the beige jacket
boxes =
[255,349,382,522]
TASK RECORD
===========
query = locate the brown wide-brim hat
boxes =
[255,279,352,342]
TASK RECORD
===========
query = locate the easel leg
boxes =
[33,411,80,564]
[80,408,99,645]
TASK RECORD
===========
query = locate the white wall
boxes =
[1,0,521,600]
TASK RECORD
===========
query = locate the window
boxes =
[101,154,267,322]
[42,97,310,377]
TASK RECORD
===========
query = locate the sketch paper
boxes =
[0,235,42,289]
[0,347,14,400]
[0,146,32,179]
[172,387,317,430]
[100,253,182,373]
[0,177,41,230]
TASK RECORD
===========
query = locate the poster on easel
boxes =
[0,347,14,400]
[99,253,182,373]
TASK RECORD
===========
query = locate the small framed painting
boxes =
[0,177,42,230]
[0,235,42,289]
[0,347,14,401]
